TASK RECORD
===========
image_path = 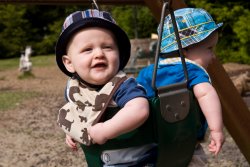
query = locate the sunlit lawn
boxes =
[0,55,54,111]
[0,54,55,71]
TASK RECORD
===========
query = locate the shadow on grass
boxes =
[18,71,35,79]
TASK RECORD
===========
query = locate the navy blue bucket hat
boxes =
[56,9,131,77]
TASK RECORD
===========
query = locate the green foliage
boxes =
[35,19,62,55]
[0,5,84,58]
[0,3,250,64]
[0,5,157,59]
[111,6,157,38]
[0,5,29,58]
[111,6,134,38]
[22,5,77,56]
[135,7,158,38]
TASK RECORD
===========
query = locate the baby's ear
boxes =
[62,55,75,73]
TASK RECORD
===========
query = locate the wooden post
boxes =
[143,0,162,22]
[143,0,250,164]
[0,0,145,5]
[144,0,187,22]
[208,59,250,163]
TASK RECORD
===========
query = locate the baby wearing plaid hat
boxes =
[56,9,157,166]
[137,8,225,165]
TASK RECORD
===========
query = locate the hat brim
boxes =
[56,17,131,77]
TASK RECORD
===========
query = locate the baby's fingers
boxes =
[208,140,215,148]
[66,135,78,151]
[208,140,217,153]
[208,140,222,156]
[214,142,222,156]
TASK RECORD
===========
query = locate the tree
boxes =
[1,2,249,64]
[111,6,158,39]
[23,5,82,55]
[0,5,29,58]
[0,5,84,58]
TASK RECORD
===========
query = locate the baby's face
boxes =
[185,32,218,69]
[63,27,120,85]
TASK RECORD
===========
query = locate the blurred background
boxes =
[0,1,250,167]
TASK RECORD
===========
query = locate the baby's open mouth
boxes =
[93,62,107,68]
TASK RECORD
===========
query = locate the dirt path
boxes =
[0,67,87,167]
[0,66,249,167]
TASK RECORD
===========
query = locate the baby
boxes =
[56,9,156,166]
[137,8,225,157]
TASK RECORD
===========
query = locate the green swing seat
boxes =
[81,90,201,167]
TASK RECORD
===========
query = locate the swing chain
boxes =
[91,0,99,10]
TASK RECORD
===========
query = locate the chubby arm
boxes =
[193,82,224,155]
[88,97,149,145]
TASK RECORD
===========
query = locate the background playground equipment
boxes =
[18,46,34,79]
[19,46,32,73]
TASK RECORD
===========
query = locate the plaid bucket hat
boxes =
[56,9,131,77]
[160,8,223,54]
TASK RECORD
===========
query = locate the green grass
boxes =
[0,57,19,71]
[0,91,39,111]
[31,54,56,67]
[18,71,35,79]
[0,55,54,111]
[0,54,56,71]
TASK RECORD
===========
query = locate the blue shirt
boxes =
[136,60,210,98]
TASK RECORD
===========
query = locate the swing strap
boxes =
[152,0,190,123]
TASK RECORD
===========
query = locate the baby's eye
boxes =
[104,45,112,49]
[103,45,113,50]
[208,47,214,51]
[82,48,92,52]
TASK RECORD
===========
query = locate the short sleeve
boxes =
[186,63,210,88]
[113,77,148,107]
[136,65,156,98]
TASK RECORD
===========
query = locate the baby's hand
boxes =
[88,123,108,145]
[208,130,224,155]
[65,134,78,151]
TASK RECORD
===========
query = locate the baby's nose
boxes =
[94,48,104,58]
